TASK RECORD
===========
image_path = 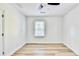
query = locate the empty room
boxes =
[0,3,79,56]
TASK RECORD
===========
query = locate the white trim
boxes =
[64,43,79,56]
[9,42,26,56]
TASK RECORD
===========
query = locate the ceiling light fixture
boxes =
[39,4,44,9]
[39,4,47,14]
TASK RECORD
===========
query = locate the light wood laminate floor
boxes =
[12,43,76,56]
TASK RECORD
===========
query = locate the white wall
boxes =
[27,16,63,43]
[0,4,27,55]
[63,5,79,55]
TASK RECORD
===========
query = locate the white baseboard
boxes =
[26,42,62,43]
[9,42,27,56]
[63,43,79,56]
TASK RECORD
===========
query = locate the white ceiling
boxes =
[13,3,78,16]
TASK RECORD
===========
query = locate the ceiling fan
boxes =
[39,3,60,14]
[39,3,60,9]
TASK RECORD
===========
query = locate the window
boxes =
[34,20,46,38]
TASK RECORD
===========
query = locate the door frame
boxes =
[2,10,5,56]
[0,10,5,56]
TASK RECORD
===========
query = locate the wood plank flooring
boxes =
[12,43,76,56]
